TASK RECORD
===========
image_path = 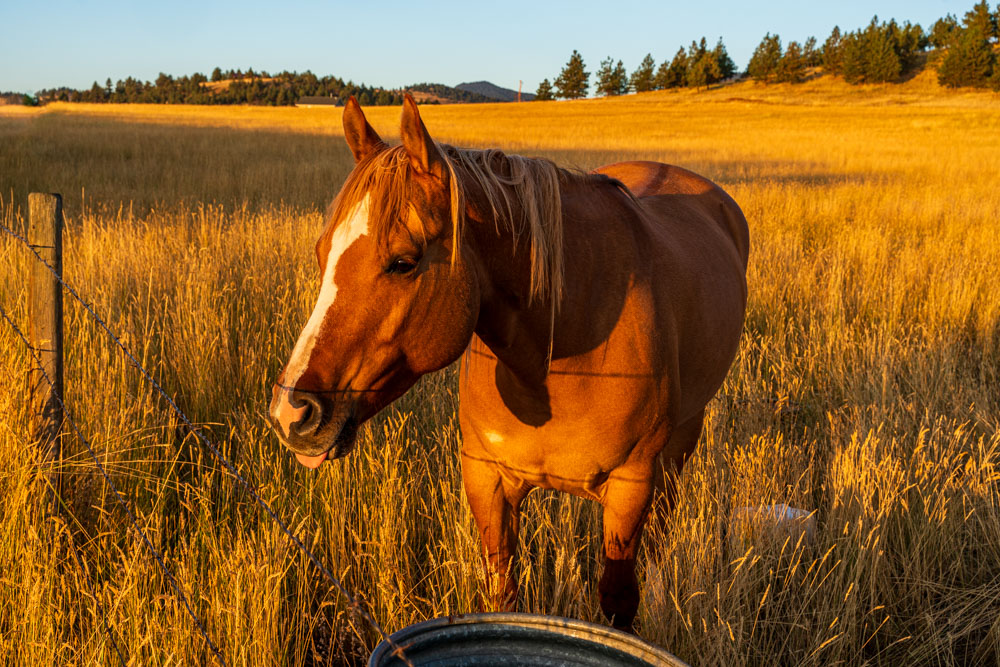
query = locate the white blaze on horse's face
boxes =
[269,144,482,468]
[283,195,371,392]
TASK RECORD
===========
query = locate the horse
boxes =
[268,94,749,632]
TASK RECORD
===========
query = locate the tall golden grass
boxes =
[2,76,999,665]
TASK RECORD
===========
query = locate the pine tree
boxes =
[835,17,905,84]
[930,15,959,49]
[595,57,614,95]
[964,0,999,41]
[895,21,927,70]
[629,54,656,92]
[938,18,997,87]
[864,24,902,82]
[688,51,721,89]
[211,67,224,82]
[555,50,589,99]
[612,60,628,94]
[678,37,727,89]
[534,78,555,101]
[801,37,820,66]
[823,26,844,74]
[653,61,670,89]
[748,33,783,82]
[596,57,628,96]
[776,41,806,83]
[687,38,709,72]
[937,2,997,88]
[840,29,867,83]
[713,39,737,80]
[655,47,688,89]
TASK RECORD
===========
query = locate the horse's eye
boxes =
[386,257,419,275]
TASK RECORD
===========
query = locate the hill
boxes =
[404,83,497,104]
[456,81,535,102]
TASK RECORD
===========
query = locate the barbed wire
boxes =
[1,220,412,666]
[0,301,227,666]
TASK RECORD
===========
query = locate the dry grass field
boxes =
[2,74,1000,665]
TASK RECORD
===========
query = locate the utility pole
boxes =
[518,80,522,103]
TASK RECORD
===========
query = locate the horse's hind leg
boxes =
[642,410,705,600]
[462,454,529,611]
[599,474,655,633]
[599,411,704,633]
[651,408,705,538]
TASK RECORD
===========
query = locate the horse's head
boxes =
[268,96,479,467]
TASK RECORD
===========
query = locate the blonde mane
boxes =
[328,144,568,317]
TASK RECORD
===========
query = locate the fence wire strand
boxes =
[0,301,228,666]
[1,220,413,667]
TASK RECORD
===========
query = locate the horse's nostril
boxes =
[289,391,323,437]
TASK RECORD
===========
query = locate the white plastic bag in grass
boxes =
[731,504,816,544]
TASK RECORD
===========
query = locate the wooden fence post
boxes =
[28,193,64,513]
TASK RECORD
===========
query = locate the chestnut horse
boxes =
[268,95,748,632]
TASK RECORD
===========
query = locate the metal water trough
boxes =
[368,612,688,666]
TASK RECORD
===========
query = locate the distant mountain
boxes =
[405,81,533,104]
[405,83,496,104]
[456,81,535,102]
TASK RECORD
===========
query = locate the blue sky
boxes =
[0,1,975,94]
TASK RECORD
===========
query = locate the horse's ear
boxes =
[400,94,447,182]
[343,96,386,163]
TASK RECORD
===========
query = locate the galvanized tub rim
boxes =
[368,612,689,666]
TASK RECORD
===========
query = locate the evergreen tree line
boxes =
[35,69,406,106]
[536,1,999,100]
[536,38,737,100]
[749,18,925,85]
[748,1,998,88]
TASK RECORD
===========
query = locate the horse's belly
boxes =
[465,430,618,500]
[459,371,666,501]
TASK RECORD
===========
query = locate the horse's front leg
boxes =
[462,454,529,611]
[599,473,655,633]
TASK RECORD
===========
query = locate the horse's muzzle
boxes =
[268,386,358,467]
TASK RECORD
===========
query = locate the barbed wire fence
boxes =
[0,211,414,667]
[0,301,225,665]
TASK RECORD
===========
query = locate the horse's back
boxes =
[594,160,749,269]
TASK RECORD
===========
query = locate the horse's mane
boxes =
[327,143,637,368]
[327,143,581,313]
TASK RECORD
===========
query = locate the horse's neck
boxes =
[464,172,636,387]
[463,182,551,385]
